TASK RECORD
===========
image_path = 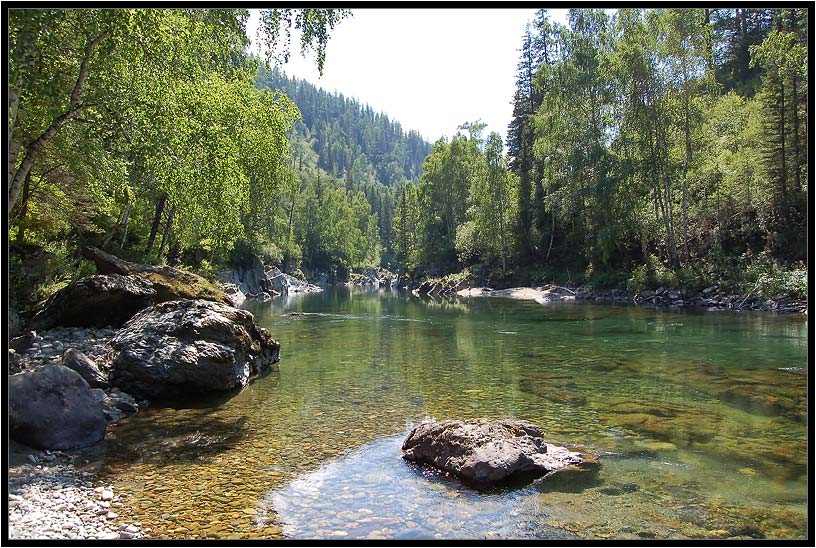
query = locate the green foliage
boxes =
[258,67,431,186]
[258,9,351,75]
[194,259,220,282]
[295,175,380,275]
[8,8,348,310]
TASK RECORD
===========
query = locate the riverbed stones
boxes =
[109,299,281,399]
[402,419,597,485]
[31,274,157,330]
[9,364,107,450]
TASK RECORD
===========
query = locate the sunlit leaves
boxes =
[257,9,351,75]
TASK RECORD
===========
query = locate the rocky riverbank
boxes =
[573,286,807,313]
[451,284,806,314]
[8,249,284,540]
[8,327,149,540]
[8,327,147,422]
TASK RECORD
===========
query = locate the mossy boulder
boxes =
[31,274,156,329]
[82,246,232,306]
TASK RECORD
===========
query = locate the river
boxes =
[98,287,808,540]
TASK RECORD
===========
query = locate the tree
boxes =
[469,132,517,272]
[393,182,421,271]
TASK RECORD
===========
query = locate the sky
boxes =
[247,8,569,144]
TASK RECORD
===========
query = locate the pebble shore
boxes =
[8,327,148,540]
[8,446,148,540]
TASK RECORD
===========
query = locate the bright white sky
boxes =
[247,8,569,144]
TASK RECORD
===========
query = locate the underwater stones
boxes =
[717,383,806,423]
[402,419,598,486]
[600,399,719,446]
[517,373,588,407]
[9,364,107,450]
[109,299,280,400]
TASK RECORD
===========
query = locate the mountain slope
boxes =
[256,66,432,187]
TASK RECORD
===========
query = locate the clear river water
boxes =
[97,287,808,540]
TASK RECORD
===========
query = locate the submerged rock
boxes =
[402,419,597,485]
[109,299,280,399]
[31,274,156,330]
[9,364,107,450]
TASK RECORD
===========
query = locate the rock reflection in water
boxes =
[261,430,577,540]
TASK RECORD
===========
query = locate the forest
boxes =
[400,7,808,296]
[7,7,809,317]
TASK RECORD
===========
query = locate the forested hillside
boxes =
[397,7,807,297]
[255,66,432,274]
[258,67,431,186]
[7,8,363,313]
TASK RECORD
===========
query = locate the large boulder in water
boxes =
[402,418,597,485]
[31,274,156,329]
[9,364,107,450]
[109,299,280,399]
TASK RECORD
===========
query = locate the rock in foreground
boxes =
[402,419,597,485]
[109,299,280,399]
[9,365,107,450]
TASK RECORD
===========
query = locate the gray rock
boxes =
[9,349,24,375]
[402,418,598,485]
[9,365,107,450]
[230,254,275,296]
[62,349,108,388]
[109,299,280,399]
[31,275,156,330]
[10,331,36,352]
[9,307,24,338]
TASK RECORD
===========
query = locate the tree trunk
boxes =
[7,31,108,214]
[145,192,167,257]
[14,171,32,244]
[158,206,176,259]
[703,9,714,71]
[545,209,555,262]
[119,201,132,250]
[8,87,21,183]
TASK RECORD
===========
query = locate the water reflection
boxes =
[96,288,806,540]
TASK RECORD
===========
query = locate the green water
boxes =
[99,287,808,540]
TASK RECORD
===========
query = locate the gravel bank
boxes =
[8,442,148,540]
